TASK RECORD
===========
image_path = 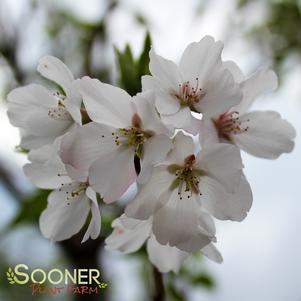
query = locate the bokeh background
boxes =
[0,0,301,300]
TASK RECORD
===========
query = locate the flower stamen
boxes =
[172,78,206,112]
[213,111,250,140]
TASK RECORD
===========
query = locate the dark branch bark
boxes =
[152,265,165,301]
[60,230,108,301]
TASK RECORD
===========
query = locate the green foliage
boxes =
[10,189,50,227]
[186,271,215,288]
[238,0,301,72]
[115,32,152,96]
[166,283,186,301]
[14,146,29,154]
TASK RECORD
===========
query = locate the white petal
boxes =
[233,69,278,114]
[175,211,216,252]
[141,75,181,115]
[37,56,74,92]
[60,123,117,174]
[24,140,73,189]
[179,36,223,85]
[82,188,101,243]
[105,215,151,254]
[161,107,202,135]
[166,131,195,164]
[24,161,71,189]
[64,80,83,125]
[27,138,61,163]
[232,110,296,159]
[65,164,89,183]
[199,175,252,221]
[141,75,157,90]
[199,118,219,147]
[147,235,189,273]
[7,84,73,140]
[39,184,90,241]
[196,68,242,118]
[79,76,133,128]
[155,93,181,115]
[125,167,174,219]
[149,48,182,89]
[19,130,55,149]
[223,60,244,83]
[133,91,172,135]
[176,233,213,253]
[138,135,173,184]
[152,191,203,247]
[201,243,223,263]
[89,146,137,204]
[196,143,243,192]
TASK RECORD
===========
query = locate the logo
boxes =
[6,264,108,296]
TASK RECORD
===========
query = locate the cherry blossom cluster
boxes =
[7,36,295,273]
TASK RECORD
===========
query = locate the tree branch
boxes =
[152,265,165,301]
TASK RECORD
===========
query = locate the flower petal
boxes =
[166,131,195,164]
[64,80,83,125]
[199,118,219,147]
[39,184,90,241]
[138,135,173,184]
[133,91,172,135]
[201,243,223,263]
[105,215,151,254]
[37,56,74,92]
[79,76,133,128]
[179,36,223,85]
[199,175,252,221]
[196,143,244,193]
[82,187,101,243]
[175,233,213,253]
[125,167,174,219]
[19,129,55,149]
[147,235,189,273]
[195,68,242,118]
[142,75,181,115]
[60,123,117,174]
[149,48,182,89]
[231,110,296,159]
[233,69,278,114]
[161,107,202,134]
[175,210,216,252]
[7,84,73,143]
[24,140,73,189]
[89,146,137,203]
[223,60,244,83]
[152,191,205,247]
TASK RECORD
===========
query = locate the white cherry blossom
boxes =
[60,78,173,203]
[24,139,101,242]
[105,214,222,273]
[126,132,252,251]
[200,66,296,159]
[7,56,82,149]
[142,36,242,134]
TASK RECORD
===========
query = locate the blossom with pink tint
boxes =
[200,67,296,159]
[60,78,173,203]
[7,56,82,149]
[142,36,242,134]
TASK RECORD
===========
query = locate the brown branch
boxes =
[152,265,165,301]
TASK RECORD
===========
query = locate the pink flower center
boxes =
[213,111,249,140]
[172,78,205,112]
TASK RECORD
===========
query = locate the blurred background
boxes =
[0,0,301,300]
